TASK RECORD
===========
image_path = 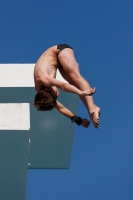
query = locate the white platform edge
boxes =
[0,64,67,87]
[0,103,30,130]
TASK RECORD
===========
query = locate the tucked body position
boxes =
[34,44,100,128]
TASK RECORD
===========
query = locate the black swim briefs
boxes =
[56,44,73,55]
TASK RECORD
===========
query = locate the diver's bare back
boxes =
[34,45,57,91]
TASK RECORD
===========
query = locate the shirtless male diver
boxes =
[34,44,100,128]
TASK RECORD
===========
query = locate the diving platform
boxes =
[0,64,78,199]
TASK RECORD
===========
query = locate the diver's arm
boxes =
[55,101,90,128]
[37,76,95,96]
[55,101,74,119]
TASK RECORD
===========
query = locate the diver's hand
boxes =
[81,119,91,128]
[82,87,96,96]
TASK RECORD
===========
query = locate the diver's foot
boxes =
[89,106,100,128]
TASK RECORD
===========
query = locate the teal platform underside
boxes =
[0,131,29,200]
[0,88,78,169]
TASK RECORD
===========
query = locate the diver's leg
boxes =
[58,48,100,128]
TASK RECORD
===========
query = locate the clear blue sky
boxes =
[1,0,133,199]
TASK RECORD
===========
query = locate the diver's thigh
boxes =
[58,48,80,75]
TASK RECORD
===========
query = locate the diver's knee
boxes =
[70,73,81,83]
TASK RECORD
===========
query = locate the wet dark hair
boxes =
[34,89,57,111]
